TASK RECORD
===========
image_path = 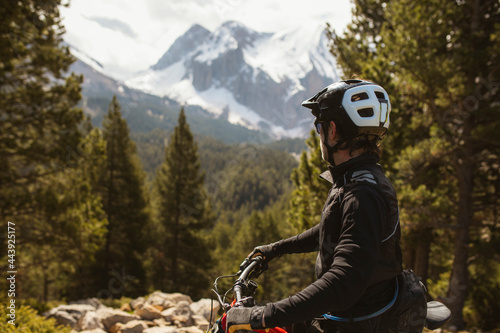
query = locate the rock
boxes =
[160,307,177,321]
[147,291,193,310]
[178,327,204,333]
[45,304,96,329]
[119,319,149,333]
[78,310,105,331]
[136,304,163,320]
[121,303,133,312]
[189,299,219,321]
[79,329,107,333]
[109,323,124,333]
[144,327,179,333]
[153,318,171,327]
[70,298,105,310]
[130,297,146,310]
[97,308,140,330]
[50,310,78,329]
[161,301,193,327]
[191,315,209,331]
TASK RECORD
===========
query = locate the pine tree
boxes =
[0,0,83,214]
[0,0,88,300]
[152,109,214,299]
[98,96,149,297]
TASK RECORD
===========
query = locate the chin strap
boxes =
[324,138,350,166]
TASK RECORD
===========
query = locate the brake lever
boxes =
[212,289,231,312]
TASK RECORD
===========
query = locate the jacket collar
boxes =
[320,153,380,185]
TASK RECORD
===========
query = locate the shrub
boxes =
[0,305,72,333]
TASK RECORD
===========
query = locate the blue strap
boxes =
[322,277,399,323]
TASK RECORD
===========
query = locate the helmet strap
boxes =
[321,121,345,165]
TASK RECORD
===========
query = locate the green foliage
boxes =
[0,305,71,333]
[197,137,298,220]
[96,96,149,297]
[0,0,84,216]
[0,0,113,303]
[149,109,214,299]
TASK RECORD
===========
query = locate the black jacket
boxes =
[263,153,403,327]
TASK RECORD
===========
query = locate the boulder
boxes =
[97,308,140,330]
[135,304,163,320]
[119,319,149,333]
[191,315,209,331]
[78,329,107,333]
[189,299,219,321]
[161,301,193,327]
[144,327,179,333]
[147,291,193,310]
[130,297,146,310]
[78,310,105,331]
[70,298,105,310]
[50,310,78,329]
[121,303,133,312]
[178,327,204,333]
[153,318,171,327]
[109,323,124,333]
[44,304,96,329]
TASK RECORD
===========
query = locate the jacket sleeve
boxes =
[263,186,387,327]
[275,224,320,255]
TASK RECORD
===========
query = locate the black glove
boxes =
[239,242,282,276]
[226,306,265,333]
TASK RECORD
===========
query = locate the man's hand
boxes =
[239,242,282,276]
[225,306,265,333]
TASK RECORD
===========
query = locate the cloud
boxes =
[87,16,137,38]
[59,0,353,81]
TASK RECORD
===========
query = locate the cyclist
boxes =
[226,80,423,333]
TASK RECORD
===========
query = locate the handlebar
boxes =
[212,256,263,310]
[233,257,261,305]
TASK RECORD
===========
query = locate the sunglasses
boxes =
[314,119,329,134]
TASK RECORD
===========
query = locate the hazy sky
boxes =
[60,0,353,81]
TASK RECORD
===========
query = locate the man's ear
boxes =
[328,120,337,142]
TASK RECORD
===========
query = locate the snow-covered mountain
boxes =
[126,21,339,138]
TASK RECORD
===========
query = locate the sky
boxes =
[59,0,353,81]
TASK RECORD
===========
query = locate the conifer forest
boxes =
[1,0,499,332]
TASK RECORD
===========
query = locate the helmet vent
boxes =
[351,92,369,102]
[358,108,374,118]
[375,91,386,99]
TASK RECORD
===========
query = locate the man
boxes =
[225,79,409,333]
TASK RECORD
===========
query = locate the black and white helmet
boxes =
[302,79,391,139]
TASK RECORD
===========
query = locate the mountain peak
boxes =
[151,23,210,71]
[127,20,339,138]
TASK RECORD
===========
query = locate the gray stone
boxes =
[50,310,78,329]
[70,298,105,310]
[146,291,193,310]
[78,329,107,333]
[130,297,146,310]
[189,299,219,321]
[178,327,204,333]
[136,303,163,320]
[191,315,209,331]
[119,319,149,333]
[96,307,140,330]
[144,327,180,333]
[78,310,105,331]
